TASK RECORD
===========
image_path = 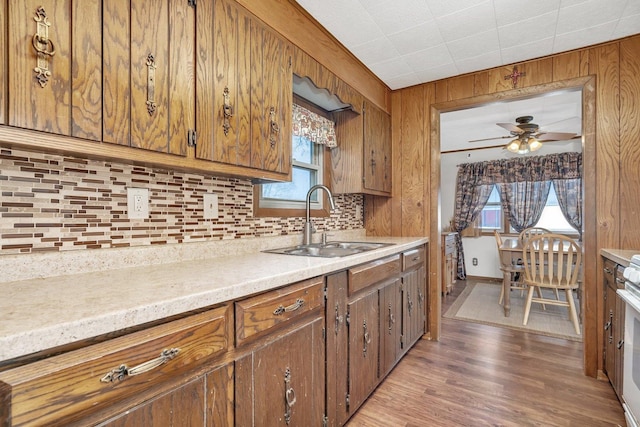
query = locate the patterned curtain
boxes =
[451,162,494,279]
[292,104,337,148]
[498,181,551,232]
[453,152,583,276]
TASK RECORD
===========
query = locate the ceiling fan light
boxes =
[529,138,542,151]
[506,139,521,153]
[517,140,530,154]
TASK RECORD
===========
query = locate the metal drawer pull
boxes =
[100,348,180,383]
[604,267,613,274]
[273,298,304,315]
[284,368,296,425]
[32,6,56,88]
[616,277,625,284]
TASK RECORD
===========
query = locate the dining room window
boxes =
[477,183,576,234]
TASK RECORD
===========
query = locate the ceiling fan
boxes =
[469,115,579,154]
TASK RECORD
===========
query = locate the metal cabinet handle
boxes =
[146,54,157,116]
[32,6,56,87]
[100,348,180,383]
[618,340,625,350]
[284,368,296,425]
[269,107,279,147]
[604,321,611,331]
[335,304,343,334]
[388,303,395,334]
[222,87,233,136]
[273,298,304,315]
[363,320,371,356]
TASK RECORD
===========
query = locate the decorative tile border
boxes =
[0,148,364,255]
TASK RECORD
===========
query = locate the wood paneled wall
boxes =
[378,34,640,378]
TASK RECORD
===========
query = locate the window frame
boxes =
[253,96,333,219]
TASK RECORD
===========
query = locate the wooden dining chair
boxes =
[522,233,582,334]
[494,230,526,304]
[518,227,551,243]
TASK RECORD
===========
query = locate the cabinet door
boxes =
[347,288,379,415]
[403,266,426,351]
[363,99,391,194]
[235,315,325,427]
[104,0,194,155]
[326,271,349,427]
[8,0,101,139]
[603,260,616,387]
[379,278,402,377]
[250,19,292,173]
[99,364,234,427]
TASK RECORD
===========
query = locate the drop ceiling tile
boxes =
[415,63,460,82]
[436,1,496,42]
[403,44,454,72]
[553,21,618,53]
[368,58,414,80]
[493,0,561,27]
[384,73,422,90]
[447,29,500,61]
[501,37,554,64]
[557,0,627,34]
[455,49,502,74]
[613,14,640,39]
[351,37,401,65]
[425,0,490,18]
[387,21,444,55]
[368,0,435,35]
[497,12,559,49]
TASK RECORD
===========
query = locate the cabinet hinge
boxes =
[187,129,196,147]
[345,311,350,326]
[323,287,328,301]
[187,0,196,7]
[400,334,405,348]
[322,327,326,340]
[346,393,350,410]
[322,415,328,427]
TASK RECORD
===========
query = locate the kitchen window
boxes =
[477,184,576,234]
[254,98,333,217]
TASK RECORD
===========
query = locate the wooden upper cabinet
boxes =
[363,99,392,194]
[332,99,392,196]
[7,0,102,139]
[196,0,292,177]
[103,0,195,155]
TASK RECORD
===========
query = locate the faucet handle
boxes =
[321,233,334,245]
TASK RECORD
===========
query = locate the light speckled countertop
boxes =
[0,233,428,362]
[601,248,638,267]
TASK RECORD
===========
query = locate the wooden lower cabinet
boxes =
[442,232,457,294]
[0,244,428,427]
[99,364,234,427]
[603,258,625,400]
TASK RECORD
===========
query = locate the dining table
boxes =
[498,236,582,317]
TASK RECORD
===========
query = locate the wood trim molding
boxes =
[430,75,597,375]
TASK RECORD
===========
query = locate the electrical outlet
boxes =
[472,257,478,266]
[203,193,218,219]
[355,204,362,219]
[127,188,149,219]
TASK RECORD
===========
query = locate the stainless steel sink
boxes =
[264,241,394,258]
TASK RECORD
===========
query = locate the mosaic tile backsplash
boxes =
[0,148,364,255]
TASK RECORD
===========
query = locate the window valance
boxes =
[457,152,582,184]
[292,103,337,148]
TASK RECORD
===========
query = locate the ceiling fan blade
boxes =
[497,122,522,133]
[535,131,577,141]
[468,135,512,143]
[537,134,582,142]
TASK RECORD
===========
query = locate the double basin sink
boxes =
[264,241,394,258]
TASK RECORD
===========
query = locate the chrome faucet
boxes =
[303,184,336,246]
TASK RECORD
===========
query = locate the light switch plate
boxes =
[127,188,149,219]
[203,193,218,219]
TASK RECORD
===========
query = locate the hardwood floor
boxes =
[346,280,626,427]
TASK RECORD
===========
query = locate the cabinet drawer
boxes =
[348,254,401,295]
[402,246,425,271]
[235,276,325,346]
[0,305,231,427]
